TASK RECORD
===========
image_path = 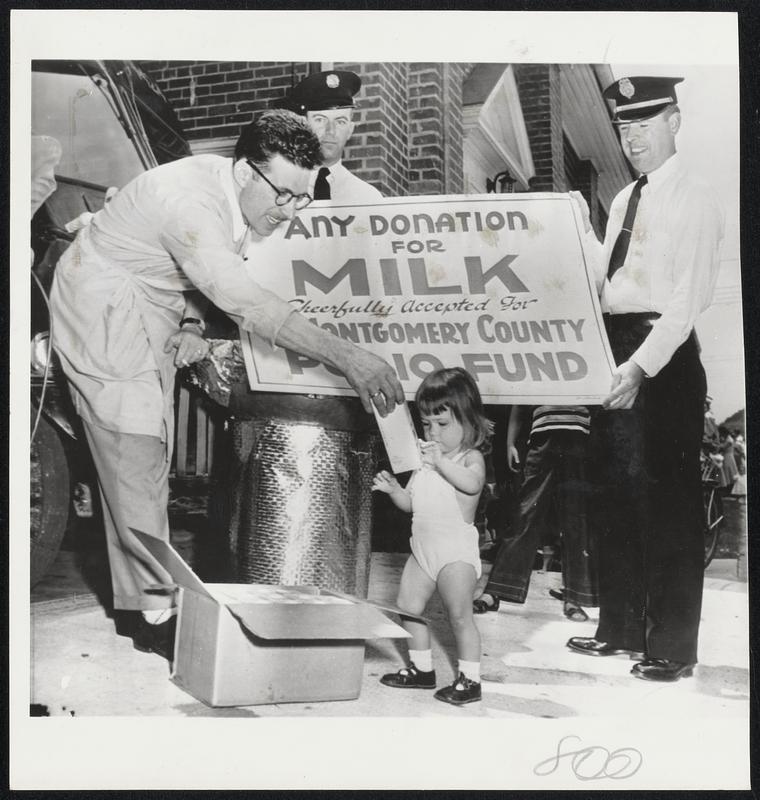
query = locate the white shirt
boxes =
[595,153,724,377]
[307,160,383,205]
[50,155,294,439]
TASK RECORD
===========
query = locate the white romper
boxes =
[408,450,482,582]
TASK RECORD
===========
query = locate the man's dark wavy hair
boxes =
[234,109,322,169]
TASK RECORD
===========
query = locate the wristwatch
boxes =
[180,316,206,333]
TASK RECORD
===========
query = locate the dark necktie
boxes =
[314,167,331,200]
[607,174,648,280]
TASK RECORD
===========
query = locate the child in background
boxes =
[472,404,598,619]
[373,367,492,705]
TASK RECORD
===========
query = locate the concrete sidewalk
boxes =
[29,550,749,719]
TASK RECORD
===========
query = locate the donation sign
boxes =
[240,193,615,404]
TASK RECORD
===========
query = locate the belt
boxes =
[603,312,661,328]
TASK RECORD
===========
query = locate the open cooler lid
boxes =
[226,600,410,641]
[132,530,412,641]
[322,588,430,624]
[132,529,215,600]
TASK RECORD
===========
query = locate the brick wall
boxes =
[141,60,467,198]
[514,63,566,192]
[407,63,467,195]
[338,62,410,197]
[443,64,469,194]
[140,61,310,141]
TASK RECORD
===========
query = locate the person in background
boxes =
[281,69,383,204]
[731,431,747,496]
[567,76,724,682]
[472,404,598,622]
[50,110,403,659]
[733,430,746,476]
[717,425,738,492]
[702,396,720,453]
[373,368,493,705]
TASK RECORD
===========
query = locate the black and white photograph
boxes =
[11,8,750,791]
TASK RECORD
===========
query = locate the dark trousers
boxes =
[485,429,599,606]
[592,315,706,664]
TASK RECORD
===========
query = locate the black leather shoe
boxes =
[434,673,482,705]
[631,658,694,682]
[133,615,177,661]
[113,610,142,639]
[473,593,500,614]
[380,663,436,689]
[567,636,644,659]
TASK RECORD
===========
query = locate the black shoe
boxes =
[549,588,566,602]
[380,663,436,689]
[566,636,644,659]
[113,610,143,639]
[631,658,694,682]
[473,594,500,614]
[133,615,177,661]
[434,672,482,705]
[563,602,589,622]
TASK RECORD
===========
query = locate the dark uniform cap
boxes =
[284,70,362,115]
[603,76,684,123]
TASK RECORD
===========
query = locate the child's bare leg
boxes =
[437,562,481,663]
[397,555,436,651]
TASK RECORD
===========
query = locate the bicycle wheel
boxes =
[703,488,724,568]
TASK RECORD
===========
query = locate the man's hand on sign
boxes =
[603,360,646,410]
[164,329,210,368]
[569,190,592,234]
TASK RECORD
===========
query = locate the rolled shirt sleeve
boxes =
[629,186,724,377]
[601,156,725,378]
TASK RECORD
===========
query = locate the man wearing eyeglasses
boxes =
[50,110,403,657]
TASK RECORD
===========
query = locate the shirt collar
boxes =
[314,160,345,179]
[327,161,346,178]
[219,159,248,241]
[643,152,681,194]
[309,161,344,195]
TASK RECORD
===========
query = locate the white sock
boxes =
[142,608,176,625]
[459,659,481,682]
[408,649,433,672]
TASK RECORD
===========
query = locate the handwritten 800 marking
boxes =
[534,735,643,781]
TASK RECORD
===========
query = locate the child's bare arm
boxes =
[372,470,413,513]
[423,444,485,496]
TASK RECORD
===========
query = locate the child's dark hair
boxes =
[415,367,494,453]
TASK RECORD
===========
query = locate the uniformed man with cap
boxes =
[281,69,383,204]
[567,76,724,682]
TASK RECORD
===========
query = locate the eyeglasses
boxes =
[246,159,312,210]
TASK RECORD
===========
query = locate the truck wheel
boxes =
[30,414,71,587]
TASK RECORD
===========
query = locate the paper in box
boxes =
[133,530,415,707]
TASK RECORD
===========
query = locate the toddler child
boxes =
[373,367,492,705]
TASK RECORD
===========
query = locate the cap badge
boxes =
[619,78,635,99]
[326,73,340,89]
